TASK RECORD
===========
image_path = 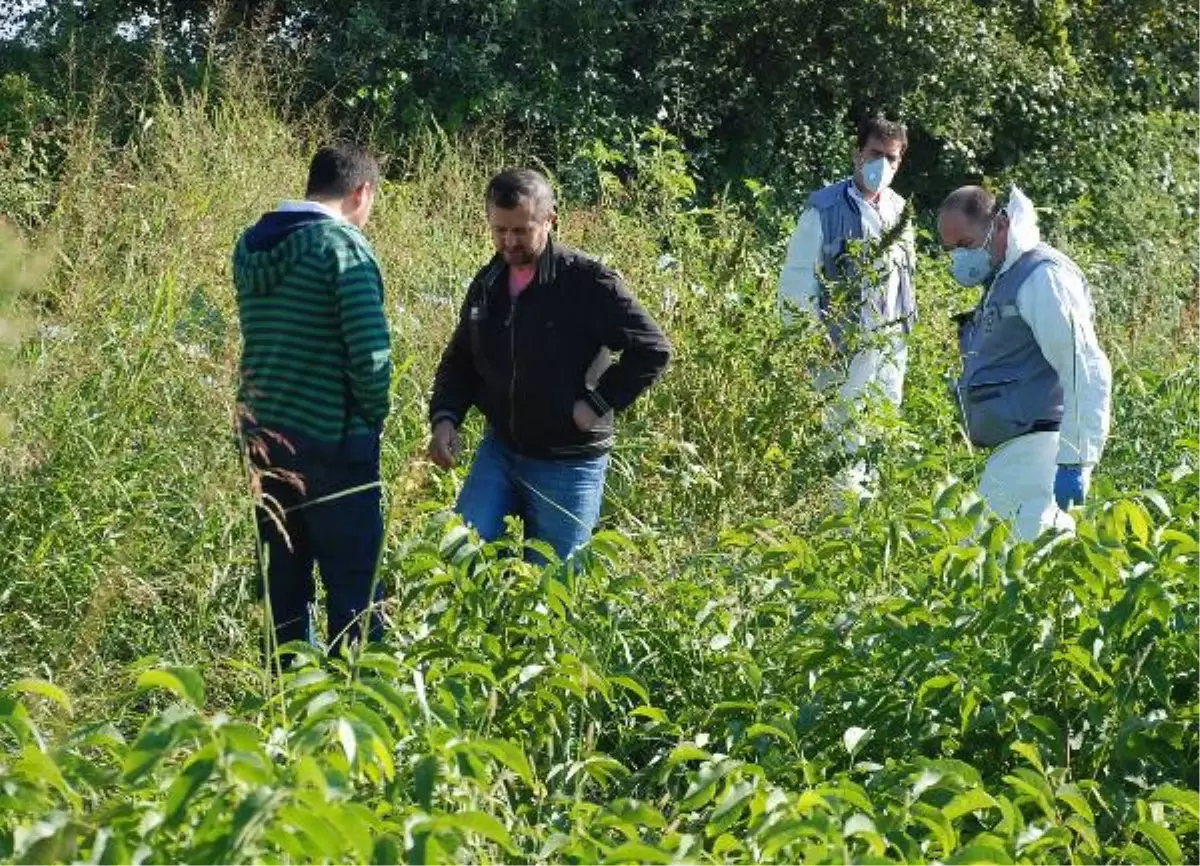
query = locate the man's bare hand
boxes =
[428,420,462,468]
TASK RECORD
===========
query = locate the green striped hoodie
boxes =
[233,209,391,447]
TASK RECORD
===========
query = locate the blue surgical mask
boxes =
[861,156,896,194]
[949,219,998,287]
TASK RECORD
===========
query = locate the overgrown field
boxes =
[0,70,1197,864]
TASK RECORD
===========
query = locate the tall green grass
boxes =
[0,59,1196,865]
[1,53,1196,715]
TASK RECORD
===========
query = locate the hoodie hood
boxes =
[234,210,336,295]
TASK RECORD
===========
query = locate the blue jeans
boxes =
[253,438,385,656]
[456,432,609,562]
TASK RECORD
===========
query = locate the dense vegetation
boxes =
[0,4,1197,864]
[3,0,1198,209]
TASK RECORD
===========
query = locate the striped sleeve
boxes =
[333,232,392,426]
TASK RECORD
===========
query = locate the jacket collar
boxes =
[481,235,565,292]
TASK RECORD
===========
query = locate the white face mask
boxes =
[949,217,999,287]
[860,156,896,194]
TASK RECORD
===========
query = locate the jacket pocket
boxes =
[961,378,1025,448]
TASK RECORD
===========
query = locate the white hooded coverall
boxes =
[778,181,915,502]
[975,189,1112,541]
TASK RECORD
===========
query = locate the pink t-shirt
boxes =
[508,264,536,299]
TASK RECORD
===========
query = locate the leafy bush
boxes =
[5,1,1198,209]
[2,462,1196,863]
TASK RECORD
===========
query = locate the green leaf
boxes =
[1017,820,1075,854]
[960,689,981,734]
[414,754,438,811]
[629,706,669,724]
[579,753,631,790]
[1055,784,1094,823]
[760,818,814,860]
[604,799,667,829]
[11,679,73,716]
[440,811,517,855]
[281,804,343,859]
[1122,842,1158,863]
[843,812,887,857]
[710,780,756,824]
[993,792,1021,838]
[1064,814,1100,855]
[1003,769,1055,818]
[711,833,745,858]
[1008,741,1045,774]
[136,667,205,707]
[164,753,215,826]
[826,781,874,814]
[1116,500,1152,544]
[470,739,536,789]
[217,787,279,862]
[1140,489,1172,519]
[934,478,964,513]
[0,695,40,746]
[16,743,76,803]
[681,758,734,810]
[917,673,959,702]
[610,675,650,705]
[604,841,673,864]
[336,718,357,766]
[373,834,403,865]
[946,844,1014,865]
[1055,644,1113,688]
[1136,821,1183,865]
[911,801,957,856]
[1150,784,1200,819]
[589,529,638,556]
[665,744,712,768]
[442,661,497,684]
[943,788,1000,822]
[924,759,983,788]
[744,723,795,746]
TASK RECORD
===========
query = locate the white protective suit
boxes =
[778,180,915,503]
[976,188,1113,540]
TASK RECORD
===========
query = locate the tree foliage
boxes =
[2,0,1195,209]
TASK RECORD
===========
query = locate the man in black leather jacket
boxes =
[427,168,671,561]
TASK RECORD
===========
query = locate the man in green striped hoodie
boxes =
[233,143,392,657]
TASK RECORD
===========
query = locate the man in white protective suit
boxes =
[777,115,916,507]
[938,185,1113,541]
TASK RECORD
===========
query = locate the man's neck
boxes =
[851,177,881,206]
[306,197,344,218]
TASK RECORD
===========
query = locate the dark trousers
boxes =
[252,436,385,656]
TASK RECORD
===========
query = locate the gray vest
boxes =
[807,179,916,352]
[955,244,1091,448]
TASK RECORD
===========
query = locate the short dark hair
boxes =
[856,115,908,155]
[485,168,556,217]
[939,185,999,229]
[305,143,380,199]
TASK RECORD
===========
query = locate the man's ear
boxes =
[353,181,373,207]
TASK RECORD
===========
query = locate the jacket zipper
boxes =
[507,298,519,445]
